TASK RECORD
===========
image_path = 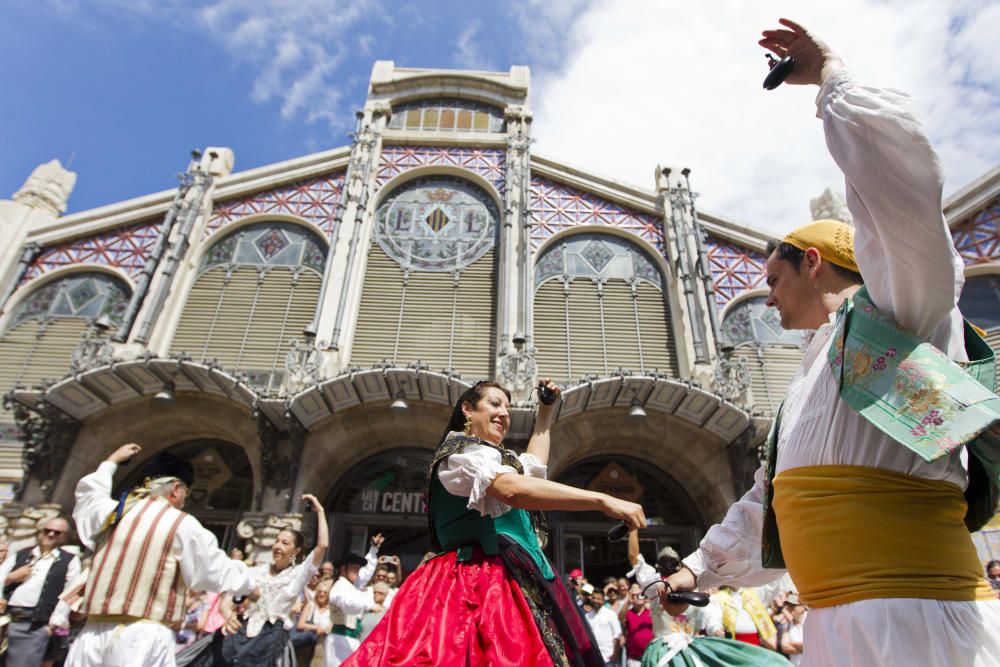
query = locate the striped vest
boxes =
[330,577,363,630]
[84,497,188,625]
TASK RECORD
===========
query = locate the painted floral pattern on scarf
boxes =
[828,287,1000,462]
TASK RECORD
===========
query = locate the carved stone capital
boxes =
[236,511,304,565]
[0,502,65,552]
[498,348,537,397]
[13,160,77,216]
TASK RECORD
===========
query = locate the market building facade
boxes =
[1,62,998,578]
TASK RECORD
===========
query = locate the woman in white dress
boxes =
[221,494,328,667]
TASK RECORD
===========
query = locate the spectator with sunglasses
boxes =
[0,515,80,667]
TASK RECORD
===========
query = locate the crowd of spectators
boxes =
[4,518,1000,667]
[0,525,408,667]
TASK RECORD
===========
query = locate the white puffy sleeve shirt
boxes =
[682,70,968,590]
[436,440,548,518]
[73,461,256,598]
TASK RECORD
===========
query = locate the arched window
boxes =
[387,98,505,133]
[719,295,805,415]
[960,274,1000,351]
[171,222,326,392]
[719,295,805,347]
[0,272,131,391]
[534,233,677,381]
[351,177,499,378]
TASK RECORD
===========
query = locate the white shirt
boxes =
[0,546,81,615]
[436,437,547,517]
[73,461,255,597]
[702,591,756,636]
[585,604,622,661]
[682,70,970,591]
[330,575,371,617]
[245,558,319,636]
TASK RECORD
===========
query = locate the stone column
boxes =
[497,105,536,402]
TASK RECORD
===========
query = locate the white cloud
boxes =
[453,20,493,70]
[524,0,1000,234]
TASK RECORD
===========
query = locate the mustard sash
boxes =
[772,465,994,608]
[715,588,776,641]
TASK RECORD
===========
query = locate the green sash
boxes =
[762,287,1000,568]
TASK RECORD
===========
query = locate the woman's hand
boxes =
[301,493,323,514]
[536,378,561,415]
[599,496,647,530]
[221,613,242,636]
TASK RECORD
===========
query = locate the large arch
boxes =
[169,220,327,392]
[49,392,261,517]
[113,438,254,546]
[533,230,679,381]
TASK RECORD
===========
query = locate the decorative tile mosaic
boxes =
[376,146,506,195]
[704,236,768,308]
[528,176,663,251]
[20,218,163,286]
[206,171,345,239]
[952,195,1000,265]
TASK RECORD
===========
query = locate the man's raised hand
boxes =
[759,18,844,87]
[107,443,141,465]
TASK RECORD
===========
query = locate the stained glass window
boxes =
[200,222,327,274]
[719,295,805,347]
[374,176,499,272]
[387,98,505,133]
[534,233,664,290]
[8,273,130,329]
[959,274,1000,331]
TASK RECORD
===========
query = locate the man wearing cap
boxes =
[66,444,258,667]
[326,553,377,666]
[662,18,1000,666]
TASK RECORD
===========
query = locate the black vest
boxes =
[3,547,74,623]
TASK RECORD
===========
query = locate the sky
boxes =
[2,0,997,234]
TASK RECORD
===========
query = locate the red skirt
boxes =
[344,551,553,666]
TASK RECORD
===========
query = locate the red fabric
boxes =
[343,551,553,666]
[734,632,761,645]
[624,607,653,659]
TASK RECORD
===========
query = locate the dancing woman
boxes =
[221,494,329,667]
[345,380,647,666]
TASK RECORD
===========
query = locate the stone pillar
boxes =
[496,105,536,402]
[0,502,64,553]
[319,102,389,373]
[0,160,76,314]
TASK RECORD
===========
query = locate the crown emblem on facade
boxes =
[425,188,454,202]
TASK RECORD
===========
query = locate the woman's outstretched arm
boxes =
[487,473,647,530]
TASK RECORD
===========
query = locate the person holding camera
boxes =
[343,379,646,666]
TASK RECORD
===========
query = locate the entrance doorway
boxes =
[548,455,704,583]
[325,447,435,575]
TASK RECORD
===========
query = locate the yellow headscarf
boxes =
[781,219,859,273]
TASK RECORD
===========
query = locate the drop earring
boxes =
[464,415,472,435]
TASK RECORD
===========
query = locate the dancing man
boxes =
[662,19,1000,666]
[67,444,258,667]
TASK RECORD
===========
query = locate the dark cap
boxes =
[141,452,195,488]
[334,553,368,569]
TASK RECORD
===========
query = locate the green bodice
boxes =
[429,478,555,580]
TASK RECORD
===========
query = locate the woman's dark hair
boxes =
[278,526,305,551]
[440,381,512,443]
[987,560,1000,573]
[765,239,863,285]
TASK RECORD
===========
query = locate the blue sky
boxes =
[3,1,997,233]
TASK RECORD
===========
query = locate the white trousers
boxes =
[323,632,360,667]
[65,621,176,667]
[802,598,1000,666]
